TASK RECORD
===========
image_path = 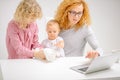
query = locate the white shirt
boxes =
[41,36,65,57]
[59,25,103,56]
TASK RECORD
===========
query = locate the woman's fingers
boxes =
[86,51,99,58]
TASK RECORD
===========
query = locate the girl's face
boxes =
[22,17,36,26]
[46,24,60,40]
[27,16,36,24]
[68,4,83,26]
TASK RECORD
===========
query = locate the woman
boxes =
[54,0,103,58]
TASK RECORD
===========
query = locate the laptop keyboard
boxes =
[78,67,88,72]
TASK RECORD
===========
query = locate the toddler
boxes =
[41,20,65,61]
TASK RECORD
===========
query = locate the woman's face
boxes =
[68,4,83,26]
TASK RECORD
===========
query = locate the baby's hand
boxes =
[55,41,64,48]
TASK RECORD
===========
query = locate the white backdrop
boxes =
[0,0,120,59]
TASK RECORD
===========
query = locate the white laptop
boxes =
[70,53,118,74]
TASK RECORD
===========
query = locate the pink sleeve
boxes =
[32,24,43,49]
[8,23,34,58]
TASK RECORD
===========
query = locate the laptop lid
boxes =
[71,53,118,74]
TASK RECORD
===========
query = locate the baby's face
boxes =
[46,24,59,40]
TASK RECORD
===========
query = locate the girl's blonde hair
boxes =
[54,0,91,31]
[14,0,42,28]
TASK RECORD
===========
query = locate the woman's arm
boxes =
[85,27,103,58]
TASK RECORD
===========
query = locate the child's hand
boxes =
[55,41,64,48]
[34,49,46,60]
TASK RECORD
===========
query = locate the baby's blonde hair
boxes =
[47,19,60,31]
[14,0,42,28]
[54,0,91,31]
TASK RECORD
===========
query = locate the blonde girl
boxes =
[6,0,45,59]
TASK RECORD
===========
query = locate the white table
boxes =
[0,57,120,80]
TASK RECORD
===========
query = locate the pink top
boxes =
[6,20,42,59]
